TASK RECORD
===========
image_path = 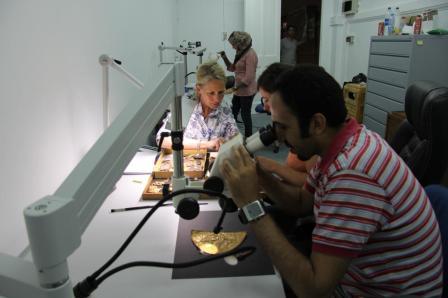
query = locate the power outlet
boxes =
[346,35,355,44]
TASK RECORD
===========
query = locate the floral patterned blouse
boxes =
[184,103,239,141]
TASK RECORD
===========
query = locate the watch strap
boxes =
[238,208,249,224]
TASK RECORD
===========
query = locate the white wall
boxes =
[320,0,448,84]
[0,0,177,255]
[175,0,244,75]
[244,0,281,70]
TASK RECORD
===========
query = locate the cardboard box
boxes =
[343,83,366,123]
[386,111,406,143]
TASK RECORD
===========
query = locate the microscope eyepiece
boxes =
[258,125,276,147]
[244,124,276,155]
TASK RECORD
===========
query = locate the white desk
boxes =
[66,151,286,298]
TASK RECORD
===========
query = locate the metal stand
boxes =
[158,41,206,84]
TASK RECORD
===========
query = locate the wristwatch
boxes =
[238,200,266,224]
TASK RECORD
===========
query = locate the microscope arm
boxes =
[158,41,206,81]
[0,62,185,298]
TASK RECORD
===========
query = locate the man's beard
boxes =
[295,151,309,161]
[285,140,309,161]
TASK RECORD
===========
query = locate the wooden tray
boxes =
[153,149,208,179]
[141,175,172,200]
[141,175,212,200]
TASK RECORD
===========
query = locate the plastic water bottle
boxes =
[394,7,401,34]
[384,7,392,36]
[388,7,395,35]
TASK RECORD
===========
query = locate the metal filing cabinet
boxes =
[364,35,448,137]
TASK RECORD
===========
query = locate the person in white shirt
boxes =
[280,25,306,65]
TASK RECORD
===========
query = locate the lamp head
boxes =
[99,54,113,66]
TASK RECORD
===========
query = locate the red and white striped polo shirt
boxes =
[305,118,443,297]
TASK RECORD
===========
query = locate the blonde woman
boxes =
[158,61,239,151]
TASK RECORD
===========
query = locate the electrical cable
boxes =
[140,144,158,151]
[95,246,256,286]
[213,209,227,234]
[185,71,196,78]
[93,188,228,279]
[73,188,242,298]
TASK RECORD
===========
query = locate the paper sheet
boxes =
[123,148,158,175]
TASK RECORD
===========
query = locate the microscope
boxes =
[158,40,206,84]
[168,123,277,235]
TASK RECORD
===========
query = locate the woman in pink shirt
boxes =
[219,31,258,138]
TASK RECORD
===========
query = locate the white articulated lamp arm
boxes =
[0,62,185,298]
[99,54,145,130]
[99,54,144,89]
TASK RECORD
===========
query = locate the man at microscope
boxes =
[220,65,443,297]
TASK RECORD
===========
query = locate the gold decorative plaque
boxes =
[191,230,247,255]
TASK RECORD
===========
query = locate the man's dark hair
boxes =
[273,64,347,137]
[257,63,293,93]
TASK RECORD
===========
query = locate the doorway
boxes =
[281,0,322,65]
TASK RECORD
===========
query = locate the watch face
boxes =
[239,200,266,224]
[243,200,266,222]
[246,202,263,217]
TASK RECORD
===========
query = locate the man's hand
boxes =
[256,156,281,174]
[221,146,259,208]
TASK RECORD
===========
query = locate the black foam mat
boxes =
[172,210,275,279]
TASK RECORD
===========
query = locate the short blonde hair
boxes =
[196,61,226,86]
[228,31,252,51]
